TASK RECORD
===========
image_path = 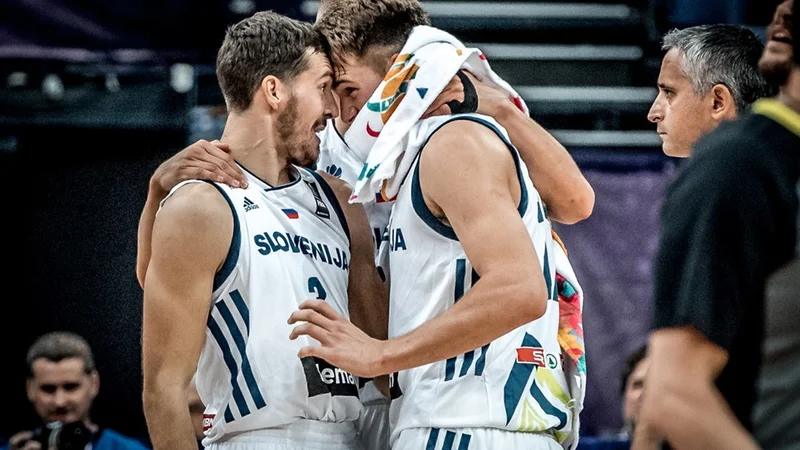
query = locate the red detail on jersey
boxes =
[366,121,381,138]
[516,347,546,367]
[202,414,215,432]
[479,53,487,61]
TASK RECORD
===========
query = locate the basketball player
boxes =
[647,24,775,157]
[290,1,579,449]
[141,12,385,450]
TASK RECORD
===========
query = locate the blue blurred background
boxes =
[0,0,783,445]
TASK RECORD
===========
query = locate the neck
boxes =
[778,69,800,115]
[220,109,294,186]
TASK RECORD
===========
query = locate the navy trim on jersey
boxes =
[216,300,267,409]
[207,315,251,419]
[307,169,351,244]
[411,116,529,241]
[204,182,241,292]
[236,161,303,192]
[426,428,440,450]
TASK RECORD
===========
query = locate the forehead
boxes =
[31,358,87,383]
[659,48,691,84]
[334,53,378,81]
[297,49,333,82]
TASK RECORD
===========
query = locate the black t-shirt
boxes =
[653,100,800,445]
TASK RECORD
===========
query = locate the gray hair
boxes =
[662,24,777,112]
[26,331,96,376]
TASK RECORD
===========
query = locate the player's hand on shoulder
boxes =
[288,299,386,378]
[151,139,248,194]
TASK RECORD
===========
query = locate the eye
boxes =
[344,87,357,96]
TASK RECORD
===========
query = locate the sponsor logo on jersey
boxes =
[516,347,546,367]
[325,164,343,178]
[202,413,214,432]
[243,197,259,212]
[301,357,359,398]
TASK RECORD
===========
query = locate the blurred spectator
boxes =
[620,345,648,439]
[1,332,149,450]
[648,24,776,157]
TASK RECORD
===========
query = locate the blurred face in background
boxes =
[759,0,794,86]
[647,48,722,157]
[27,357,98,425]
[622,356,649,428]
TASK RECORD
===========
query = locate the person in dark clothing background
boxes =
[633,0,800,449]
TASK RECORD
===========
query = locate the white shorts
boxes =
[392,427,562,450]
[204,420,362,450]
[356,397,390,450]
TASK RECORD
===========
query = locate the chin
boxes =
[759,53,793,87]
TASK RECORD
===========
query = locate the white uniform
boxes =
[387,115,572,450]
[318,122,392,450]
[163,165,361,449]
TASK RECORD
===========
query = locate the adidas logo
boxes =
[243,197,259,212]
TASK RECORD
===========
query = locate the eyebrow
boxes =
[319,69,334,83]
[332,77,351,89]
[657,83,672,90]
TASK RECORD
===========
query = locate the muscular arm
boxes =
[632,327,759,450]
[142,183,233,450]
[427,73,594,224]
[136,140,246,287]
[317,171,389,341]
[490,101,594,224]
[377,120,548,374]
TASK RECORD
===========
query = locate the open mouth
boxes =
[770,30,793,45]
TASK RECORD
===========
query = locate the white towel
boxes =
[345,25,528,204]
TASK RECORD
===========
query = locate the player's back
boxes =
[387,115,573,446]
[164,164,360,445]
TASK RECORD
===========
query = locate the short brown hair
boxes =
[27,331,96,377]
[216,11,329,112]
[315,0,430,70]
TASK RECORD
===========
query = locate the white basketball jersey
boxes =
[162,164,361,445]
[387,115,574,445]
[317,120,393,408]
[318,121,393,277]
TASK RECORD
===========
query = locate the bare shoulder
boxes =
[421,119,516,180]
[157,182,232,230]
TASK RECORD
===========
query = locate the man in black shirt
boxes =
[633,1,800,449]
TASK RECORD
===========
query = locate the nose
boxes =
[647,97,663,124]
[325,90,339,121]
[53,388,68,407]
[339,98,359,125]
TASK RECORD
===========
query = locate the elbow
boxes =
[511,280,549,323]
[136,266,146,289]
[555,185,595,225]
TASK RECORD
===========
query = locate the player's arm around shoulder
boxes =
[315,171,389,341]
[142,182,233,450]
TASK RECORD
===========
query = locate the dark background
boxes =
[0,0,786,443]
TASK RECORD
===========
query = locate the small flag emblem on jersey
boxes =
[282,208,299,219]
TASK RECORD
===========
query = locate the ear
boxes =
[710,84,736,120]
[259,75,288,111]
[26,378,36,403]
[89,370,100,399]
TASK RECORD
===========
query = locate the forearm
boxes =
[143,386,198,450]
[492,102,594,224]
[378,278,542,375]
[637,382,758,450]
[136,181,168,287]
